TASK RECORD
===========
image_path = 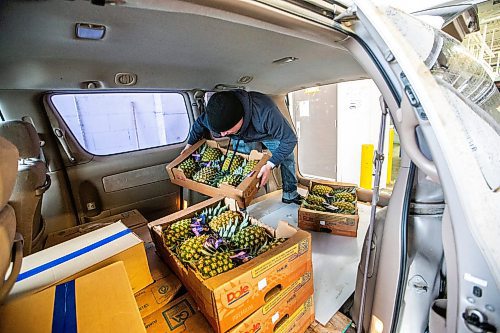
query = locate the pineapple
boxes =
[217,173,243,187]
[256,238,286,256]
[306,194,326,206]
[335,192,355,203]
[195,236,237,279]
[193,167,219,185]
[303,202,326,212]
[332,201,356,214]
[201,147,222,162]
[196,251,235,279]
[177,235,209,263]
[209,210,243,232]
[232,225,270,249]
[222,153,245,173]
[178,158,198,179]
[242,160,259,175]
[162,218,193,248]
[311,184,333,196]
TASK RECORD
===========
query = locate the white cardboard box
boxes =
[9,222,153,299]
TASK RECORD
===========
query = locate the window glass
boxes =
[50,92,190,155]
[288,86,338,180]
[288,80,396,189]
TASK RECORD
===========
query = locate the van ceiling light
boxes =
[272,57,298,64]
[75,23,106,40]
[237,76,253,84]
[115,73,137,86]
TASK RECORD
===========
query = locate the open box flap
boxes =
[275,220,298,239]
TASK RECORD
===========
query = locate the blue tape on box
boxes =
[52,280,77,333]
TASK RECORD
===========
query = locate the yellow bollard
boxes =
[387,128,394,185]
[360,144,374,189]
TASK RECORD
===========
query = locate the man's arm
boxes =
[187,113,209,145]
[263,105,298,167]
[257,106,297,187]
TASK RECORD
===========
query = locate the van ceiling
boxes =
[0,0,367,95]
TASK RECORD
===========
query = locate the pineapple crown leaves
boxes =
[217,213,251,239]
[332,187,356,195]
[199,144,208,155]
[201,202,229,222]
[232,165,245,176]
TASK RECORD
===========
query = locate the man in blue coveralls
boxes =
[183,90,302,204]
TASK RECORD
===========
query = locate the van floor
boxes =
[247,190,372,325]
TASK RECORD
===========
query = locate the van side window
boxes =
[50,92,190,155]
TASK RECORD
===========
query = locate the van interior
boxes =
[1,1,498,332]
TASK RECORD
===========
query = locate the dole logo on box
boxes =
[226,285,251,306]
[242,323,262,333]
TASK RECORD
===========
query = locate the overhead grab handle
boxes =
[396,96,438,182]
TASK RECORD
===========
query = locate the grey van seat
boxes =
[0,136,23,304]
[0,120,50,255]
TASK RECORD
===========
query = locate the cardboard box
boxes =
[0,262,146,333]
[274,295,315,333]
[45,209,148,248]
[135,245,183,318]
[298,180,359,237]
[143,294,214,333]
[166,139,270,208]
[230,269,314,333]
[148,197,313,333]
[9,222,153,299]
[306,311,352,333]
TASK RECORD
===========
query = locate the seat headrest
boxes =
[0,120,40,159]
[0,137,19,209]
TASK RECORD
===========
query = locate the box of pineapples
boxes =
[298,180,359,237]
[148,196,312,333]
[166,139,270,208]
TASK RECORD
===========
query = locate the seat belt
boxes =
[357,96,389,333]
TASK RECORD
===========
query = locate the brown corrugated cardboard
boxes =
[306,312,352,333]
[166,139,270,208]
[135,246,183,318]
[10,222,153,298]
[274,295,315,333]
[135,275,183,319]
[0,262,146,333]
[148,197,313,333]
[45,209,148,248]
[299,180,359,237]
[143,294,214,333]
[230,268,314,333]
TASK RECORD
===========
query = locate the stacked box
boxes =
[148,197,313,333]
[299,180,359,237]
[143,292,315,333]
[229,270,314,333]
[166,139,270,208]
[0,262,146,333]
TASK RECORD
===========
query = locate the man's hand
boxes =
[257,164,272,187]
[181,144,192,155]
